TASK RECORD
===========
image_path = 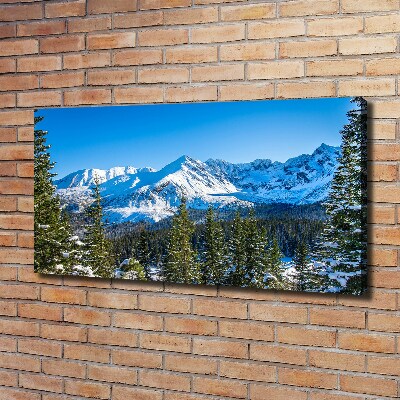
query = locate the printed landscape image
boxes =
[34,97,367,294]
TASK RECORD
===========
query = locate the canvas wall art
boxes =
[34,97,367,295]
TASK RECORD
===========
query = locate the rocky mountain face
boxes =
[55,143,340,223]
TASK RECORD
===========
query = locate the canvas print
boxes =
[34,97,367,294]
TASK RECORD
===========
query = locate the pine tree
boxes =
[34,116,75,275]
[201,206,228,285]
[163,198,199,284]
[265,237,286,290]
[122,258,147,281]
[83,178,115,278]
[318,97,367,294]
[292,240,323,291]
[243,210,267,288]
[227,211,247,287]
[136,228,152,279]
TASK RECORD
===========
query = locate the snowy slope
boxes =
[54,143,340,223]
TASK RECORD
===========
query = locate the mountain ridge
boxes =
[55,143,340,223]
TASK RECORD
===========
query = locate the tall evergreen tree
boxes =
[34,116,75,274]
[265,237,286,290]
[318,97,367,294]
[201,206,228,285]
[227,211,247,287]
[292,240,324,291]
[136,228,152,279]
[243,210,267,288]
[83,178,115,278]
[163,198,199,284]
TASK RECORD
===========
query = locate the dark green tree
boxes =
[83,178,115,278]
[201,206,228,285]
[163,198,199,284]
[265,237,286,290]
[136,228,152,279]
[243,210,267,288]
[227,211,247,286]
[34,116,75,275]
[318,97,368,294]
[121,258,147,281]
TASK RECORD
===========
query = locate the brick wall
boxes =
[0,0,399,398]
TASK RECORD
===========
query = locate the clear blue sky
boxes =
[36,97,353,178]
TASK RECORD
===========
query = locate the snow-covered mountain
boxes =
[55,143,340,223]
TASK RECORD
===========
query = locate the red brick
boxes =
[88,328,138,347]
[0,24,16,39]
[64,89,111,106]
[0,3,42,22]
[43,359,86,378]
[114,87,163,104]
[0,370,17,387]
[88,0,137,14]
[280,0,338,17]
[0,232,16,246]
[250,343,307,365]
[112,348,162,368]
[250,303,307,323]
[88,364,137,384]
[41,323,87,342]
[248,20,305,39]
[87,32,136,50]
[368,312,400,332]
[18,21,66,37]
[339,331,395,353]
[138,28,188,46]
[164,7,218,25]
[114,311,163,331]
[251,384,307,400]
[0,388,40,400]
[88,69,136,86]
[140,0,191,10]
[64,52,111,70]
[40,35,85,53]
[18,303,61,321]
[113,49,162,66]
[192,376,247,398]
[0,127,16,142]
[277,326,336,347]
[220,360,275,382]
[0,213,33,230]
[340,374,397,397]
[192,24,244,43]
[18,197,34,212]
[0,59,15,74]
[368,355,400,376]
[17,126,34,142]
[164,354,217,375]
[65,380,111,399]
[309,350,365,372]
[279,367,337,389]
[193,338,248,359]
[68,16,111,33]
[45,0,86,18]
[192,298,246,318]
[0,352,40,372]
[18,338,62,358]
[64,307,111,326]
[140,370,191,391]
[165,316,217,335]
[41,71,85,89]
[0,110,33,126]
[18,55,61,72]
[310,308,366,328]
[114,11,163,28]
[18,91,62,107]
[41,286,86,305]
[112,386,162,400]
[0,75,38,91]
[64,343,109,363]
[88,291,137,309]
[0,300,16,316]
[140,333,191,353]
[20,373,62,393]
[138,67,189,83]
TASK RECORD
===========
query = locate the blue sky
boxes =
[36,97,353,178]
